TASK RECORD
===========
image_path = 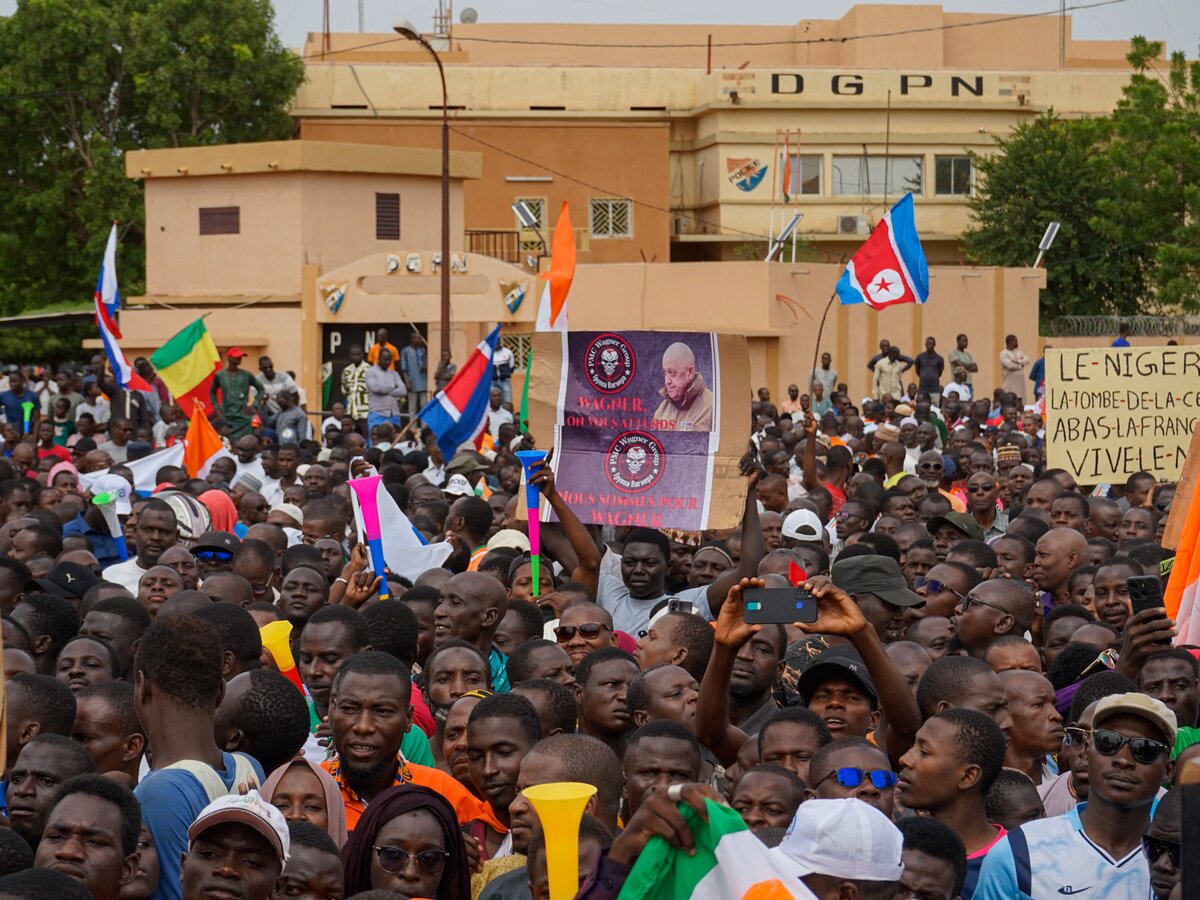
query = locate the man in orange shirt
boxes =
[322,651,504,834]
[366,327,400,372]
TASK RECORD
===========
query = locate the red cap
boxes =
[227,347,246,359]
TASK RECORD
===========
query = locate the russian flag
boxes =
[417,325,502,460]
[94,224,150,392]
[96,223,121,320]
[836,193,929,310]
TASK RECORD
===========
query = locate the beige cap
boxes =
[1093,692,1177,745]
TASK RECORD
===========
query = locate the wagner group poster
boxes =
[526,331,750,530]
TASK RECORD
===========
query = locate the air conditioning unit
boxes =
[838,215,869,235]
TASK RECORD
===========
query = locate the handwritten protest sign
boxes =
[527,331,750,530]
[1045,347,1200,483]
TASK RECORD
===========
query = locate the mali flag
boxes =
[151,318,221,412]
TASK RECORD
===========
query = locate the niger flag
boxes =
[184,401,224,478]
[1167,485,1200,646]
[535,202,576,332]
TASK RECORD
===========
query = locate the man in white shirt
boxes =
[492,344,516,404]
[943,366,973,404]
[76,382,111,426]
[486,387,514,438]
[257,356,297,421]
[102,497,180,594]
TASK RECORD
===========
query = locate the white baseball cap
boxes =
[775,798,903,882]
[782,509,824,543]
[187,791,290,864]
[444,473,474,497]
[88,473,134,515]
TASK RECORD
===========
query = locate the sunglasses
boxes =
[1141,834,1180,868]
[1090,728,1169,765]
[967,483,996,493]
[1063,726,1091,748]
[917,462,942,471]
[814,767,898,790]
[554,623,610,642]
[193,548,233,562]
[372,846,450,876]
[959,593,1009,614]
[913,577,965,598]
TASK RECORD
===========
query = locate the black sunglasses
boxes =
[1141,834,1180,868]
[554,623,610,642]
[1090,728,1169,765]
[373,846,450,875]
[967,482,996,493]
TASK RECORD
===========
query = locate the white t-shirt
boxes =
[102,558,147,595]
[974,805,1150,900]
[596,572,670,640]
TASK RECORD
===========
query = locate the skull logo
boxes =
[600,347,620,376]
[625,446,647,474]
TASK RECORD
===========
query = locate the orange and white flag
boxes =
[535,202,576,332]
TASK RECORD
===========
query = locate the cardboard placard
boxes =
[526,331,750,530]
[1045,347,1200,484]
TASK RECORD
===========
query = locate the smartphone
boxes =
[1128,575,1165,616]
[667,598,696,616]
[742,587,818,625]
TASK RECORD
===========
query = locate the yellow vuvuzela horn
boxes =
[260,620,300,683]
[522,781,597,900]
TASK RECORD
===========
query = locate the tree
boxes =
[0,0,305,318]
[964,37,1200,323]
[962,113,1153,321]
[1095,37,1200,313]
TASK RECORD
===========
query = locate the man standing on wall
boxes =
[399,332,428,425]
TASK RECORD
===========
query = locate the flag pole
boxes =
[808,290,839,402]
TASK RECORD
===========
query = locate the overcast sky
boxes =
[0,0,1196,57]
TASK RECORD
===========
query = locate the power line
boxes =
[447,125,774,243]
[450,0,1128,49]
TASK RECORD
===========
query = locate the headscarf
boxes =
[48,460,79,489]
[341,784,470,900]
[199,489,239,532]
[262,757,348,848]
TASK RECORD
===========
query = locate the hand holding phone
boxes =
[742,587,818,625]
[1127,575,1165,617]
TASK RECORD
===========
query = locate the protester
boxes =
[0,323,1192,900]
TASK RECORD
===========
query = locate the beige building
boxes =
[117,136,1041,412]
[294,4,1159,265]
[121,4,1169,408]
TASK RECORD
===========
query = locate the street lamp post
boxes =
[394,22,451,360]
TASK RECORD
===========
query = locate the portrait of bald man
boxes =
[651,341,715,432]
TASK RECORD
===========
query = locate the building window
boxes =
[375,193,401,240]
[515,197,547,253]
[514,197,547,229]
[199,207,240,235]
[831,156,923,196]
[783,155,823,196]
[589,198,633,239]
[935,156,973,196]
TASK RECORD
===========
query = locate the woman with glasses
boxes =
[341,784,470,899]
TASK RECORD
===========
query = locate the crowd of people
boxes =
[0,327,1190,900]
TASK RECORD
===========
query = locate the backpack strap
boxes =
[161,760,230,804]
[1007,826,1033,898]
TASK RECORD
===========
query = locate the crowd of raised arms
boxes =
[0,328,1188,900]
